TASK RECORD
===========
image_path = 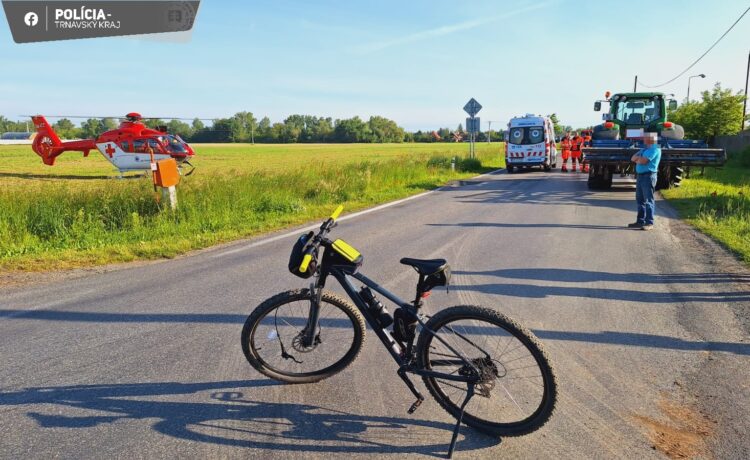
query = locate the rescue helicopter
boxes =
[29,113,197,175]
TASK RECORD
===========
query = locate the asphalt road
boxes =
[1,169,749,459]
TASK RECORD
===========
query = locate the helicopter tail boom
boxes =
[30,115,96,166]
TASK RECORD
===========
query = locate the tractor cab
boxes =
[593,92,679,141]
[610,95,663,127]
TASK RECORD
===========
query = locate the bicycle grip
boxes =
[299,252,313,273]
[330,205,343,221]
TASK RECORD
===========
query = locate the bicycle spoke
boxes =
[421,311,550,426]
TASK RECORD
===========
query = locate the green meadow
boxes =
[662,147,750,265]
[0,142,504,271]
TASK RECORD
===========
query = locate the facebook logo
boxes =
[24,12,38,27]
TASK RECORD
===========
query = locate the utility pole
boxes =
[487,120,501,143]
[743,50,749,131]
[633,75,638,92]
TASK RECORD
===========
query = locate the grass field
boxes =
[661,147,750,265]
[0,142,504,271]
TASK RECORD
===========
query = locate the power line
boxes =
[638,5,750,89]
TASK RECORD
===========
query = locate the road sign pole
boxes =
[463,98,483,160]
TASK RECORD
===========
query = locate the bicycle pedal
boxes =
[408,398,423,414]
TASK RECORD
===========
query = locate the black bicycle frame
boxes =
[304,262,481,384]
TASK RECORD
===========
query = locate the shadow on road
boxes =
[0,380,498,456]
[450,281,750,303]
[454,268,750,285]
[532,329,750,356]
[428,222,629,231]
[441,175,636,212]
[2,307,748,357]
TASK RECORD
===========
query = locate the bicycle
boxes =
[241,206,557,458]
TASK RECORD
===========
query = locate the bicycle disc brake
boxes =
[459,357,500,397]
[291,325,321,353]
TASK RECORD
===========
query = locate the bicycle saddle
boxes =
[400,258,447,276]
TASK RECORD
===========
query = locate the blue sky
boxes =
[1,0,749,130]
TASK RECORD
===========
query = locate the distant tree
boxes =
[548,113,564,136]
[53,118,80,139]
[191,118,205,131]
[309,116,334,142]
[669,83,746,141]
[0,116,28,133]
[80,118,103,138]
[231,111,257,142]
[166,119,193,139]
[210,118,233,142]
[368,116,404,143]
[143,118,165,130]
[333,116,372,143]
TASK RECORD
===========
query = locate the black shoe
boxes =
[627,222,644,228]
[641,224,654,231]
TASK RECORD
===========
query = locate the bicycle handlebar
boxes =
[298,205,343,273]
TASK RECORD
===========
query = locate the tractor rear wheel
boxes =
[587,167,612,190]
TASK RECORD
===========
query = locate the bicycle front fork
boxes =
[302,282,324,348]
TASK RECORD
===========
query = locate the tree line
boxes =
[0,113,512,143]
[668,83,747,142]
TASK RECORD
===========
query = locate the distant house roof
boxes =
[0,132,35,140]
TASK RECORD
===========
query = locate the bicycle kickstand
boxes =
[447,383,475,459]
[397,367,424,414]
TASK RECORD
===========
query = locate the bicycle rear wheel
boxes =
[416,305,556,436]
[241,289,365,384]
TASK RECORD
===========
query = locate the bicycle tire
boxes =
[241,289,366,384]
[416,305,557,437]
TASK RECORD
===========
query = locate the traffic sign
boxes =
[466,117,481,134]
[463,98,482,117]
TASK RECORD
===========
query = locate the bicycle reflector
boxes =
[288,231,316,278]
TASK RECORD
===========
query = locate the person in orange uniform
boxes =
[581,130,592,173]
[560,131,572,172]
[569,131,584,172]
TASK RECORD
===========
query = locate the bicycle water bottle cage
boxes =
[400,258,451,292]
[288,231,316,279]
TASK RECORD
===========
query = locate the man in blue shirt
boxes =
[628,133,662,230]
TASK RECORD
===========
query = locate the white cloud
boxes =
[353,1,555,54]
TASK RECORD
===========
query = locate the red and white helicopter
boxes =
[30,113,196,175]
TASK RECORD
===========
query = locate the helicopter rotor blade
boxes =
[20,115,220,121]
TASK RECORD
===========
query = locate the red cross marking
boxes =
[105,144,115,158]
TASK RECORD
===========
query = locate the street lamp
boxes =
[687,74,706,102]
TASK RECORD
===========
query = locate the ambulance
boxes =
[505,114,558,173]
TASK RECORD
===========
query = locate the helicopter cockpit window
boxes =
[120,141,131,152]
[162,135,188,154]
[133,139,165,154]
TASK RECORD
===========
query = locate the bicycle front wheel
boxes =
[416,305,557,436]
[241,289,365,384]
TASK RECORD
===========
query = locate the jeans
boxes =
[636,172,657,225]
